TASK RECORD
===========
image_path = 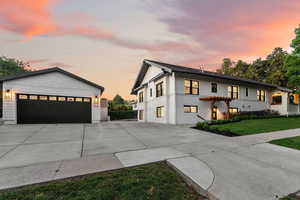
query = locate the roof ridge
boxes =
[143,59,292,91]
[0,67,104,92]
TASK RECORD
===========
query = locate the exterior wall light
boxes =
[5,89,12,101]
[94,95,99,106]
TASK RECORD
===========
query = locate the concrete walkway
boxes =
[1,122,300,200]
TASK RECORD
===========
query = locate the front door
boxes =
[211,106,217,120]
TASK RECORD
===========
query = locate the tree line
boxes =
[217,25,300,93]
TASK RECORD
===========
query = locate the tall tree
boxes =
[216,47,289,87]
[265,48,288,86]
[0,56,31,77]
[232,60,250,78]
[248,58,268,82]
[216,58,234,75]
[286,25,300,93]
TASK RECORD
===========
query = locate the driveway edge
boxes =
[167,156,218,200]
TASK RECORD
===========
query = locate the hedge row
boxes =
[196,110,300,137]
[109,110,137,120]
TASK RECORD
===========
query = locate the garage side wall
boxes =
[2,72,102,124]
[0,82,2,119]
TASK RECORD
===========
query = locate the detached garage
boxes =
[0,67,105,124]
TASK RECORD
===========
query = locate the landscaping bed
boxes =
[0,162,205,200]
[196,115,300,136]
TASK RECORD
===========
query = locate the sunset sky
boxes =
[1,0,300,99]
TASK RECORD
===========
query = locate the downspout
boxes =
[165,74,170,124]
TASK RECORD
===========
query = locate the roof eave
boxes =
[0,67,105,93]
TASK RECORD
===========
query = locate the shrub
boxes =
[231,110,279,119]
[195,110,300,137]
[109,110,137,120]
[196,122,209,130]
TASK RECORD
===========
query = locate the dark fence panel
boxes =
[109,110,137,120]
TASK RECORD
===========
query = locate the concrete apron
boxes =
[0,146,215,200]
[1,144,300,200]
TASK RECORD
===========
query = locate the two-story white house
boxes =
[131,60,300,124]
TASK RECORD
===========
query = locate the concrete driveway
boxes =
[1,122,300,200]
[0,122,217,169]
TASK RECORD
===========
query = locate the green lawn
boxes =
[0,162,204,200]
[270,136,300,151]
[211,117,300,136]
[280,192,300,200]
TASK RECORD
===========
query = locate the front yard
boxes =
[210,117,300,136]
[270,136,300,151]
[0,162,204,200]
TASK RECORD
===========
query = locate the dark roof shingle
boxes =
[0,67,105,92]
[145,60,277,88]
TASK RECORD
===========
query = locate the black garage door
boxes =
[17,94,92,124]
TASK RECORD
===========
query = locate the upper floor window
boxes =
[228,86,239,99]
[156,82,163,97]
[150,88,152,97]
[184,105,198,113]
[184,80,199,95]
[211,83,217,93]
[156,106,164,118]
[139,92,144,103]
[257,90,266,102]
[246,88,249,97]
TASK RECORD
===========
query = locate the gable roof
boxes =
[0,67,104,92]
[131,59,292,94]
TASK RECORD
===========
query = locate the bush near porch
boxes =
[196,113,300,136]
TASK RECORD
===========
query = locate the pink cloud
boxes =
[0,0,58,39]
[25,59,73,70]
[0,0,194,53]
[47,62,73,68]
[27,59,49,65]
[152,0,300,67]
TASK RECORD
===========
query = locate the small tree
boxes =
[112,94,125,105]
[286,25,300,93]
[0,56,31,77]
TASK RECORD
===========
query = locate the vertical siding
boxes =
[0,82,2,118]
[2,72,102,124]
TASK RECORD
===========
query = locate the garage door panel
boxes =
[17,94,92,124]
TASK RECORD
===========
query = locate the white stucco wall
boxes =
[137,65,169,123]
[287,94,300,115]
[270,92,300,115]
[174,76,272,124]
[135,64,299,125]
[270,92,288,115]
[141,66,162,85]
[2,72,102,124]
